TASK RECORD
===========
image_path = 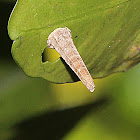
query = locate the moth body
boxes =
[47,27,95,92]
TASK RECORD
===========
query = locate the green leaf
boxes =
[8,0,140,83]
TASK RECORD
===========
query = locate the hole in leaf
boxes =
[42,47,60,62]
[42,50,46,63]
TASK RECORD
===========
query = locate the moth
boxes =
[47,27,95,92]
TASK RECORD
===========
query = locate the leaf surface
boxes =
[8,0,140,83]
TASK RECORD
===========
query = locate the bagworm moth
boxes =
[47,27,95,92]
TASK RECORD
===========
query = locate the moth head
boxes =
[47,38,55,49]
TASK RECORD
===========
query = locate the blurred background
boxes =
[0,0,140,140]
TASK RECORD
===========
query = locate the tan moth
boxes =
[47,27,95,92]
